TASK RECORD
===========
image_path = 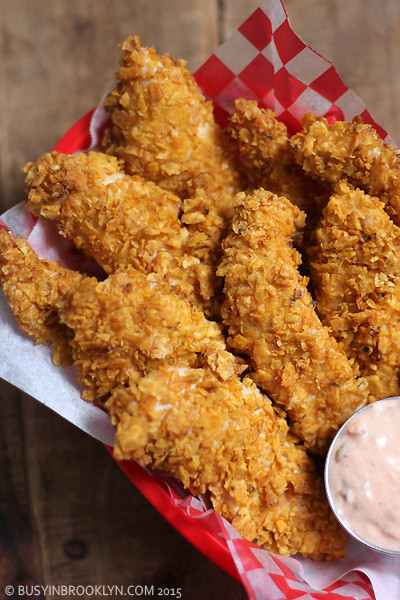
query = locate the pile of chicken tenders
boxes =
[2,35,400,561]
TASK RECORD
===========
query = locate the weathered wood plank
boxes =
[0,383,43,593]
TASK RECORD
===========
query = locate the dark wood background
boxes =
[1,1,400,598]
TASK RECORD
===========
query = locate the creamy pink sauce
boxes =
[327,398,400,551]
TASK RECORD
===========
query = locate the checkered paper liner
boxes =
[1,0,400,598]
[194,0,387,139]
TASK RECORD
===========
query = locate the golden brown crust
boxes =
[228,99,328,216]
[9,94,397,560]
[102,36,243,206]
[108,364,346,561]
[101,36,244,296]
[24,151,185,273]
[289,113,400,224]
[309,181,400,400]
[23,150,221,315]
[0,229,82,365]
[56,268,232,402]
[217,188,369,454]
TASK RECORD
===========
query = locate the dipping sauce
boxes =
[325,398,400,553]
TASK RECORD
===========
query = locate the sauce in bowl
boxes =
[325,397,400,553]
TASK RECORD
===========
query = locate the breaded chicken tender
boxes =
[217,189,369,455]
[102,36,242,208]
[57,268,237,403]
[228,99,327,216]
[23,150,216,312]
[23,151,185,275]
[309,181,400,400]
[289,113,400,224]
[107,364,346,560]
[0,229,82,365]
[101,36,244,280]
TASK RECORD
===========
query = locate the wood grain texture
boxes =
[0,0,399,597]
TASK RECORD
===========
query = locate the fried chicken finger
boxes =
[56,268,238,402]
[309,180,400,400]
[0,229,82,365]
[23,150,213,311]
[217,189,369,454]
[289,113,400,224]
[107,363,346,561]
[228,99,327,216]
[101,36,244,281]
[102,36,243,210]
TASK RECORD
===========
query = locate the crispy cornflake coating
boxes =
[289,113,400,223]
[180,189,226,267]
[107,364,346,560]
[23,151,185,272]
[309,181,400,400]
[101,36,244,282]
[0,229,82,365]
[102,36,242,207]
[228,99,327,216]
[23,150,217,313]
[56,268,235,402]
[217,189,369,455]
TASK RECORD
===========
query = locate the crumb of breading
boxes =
[56,268,237,402]
[289,113,400,224]
[217,188,369,455]
[181,190,226,265]
[180,189,228,315]
[309,180,400,400]
[0,229,82,365]
[107,364,347,561]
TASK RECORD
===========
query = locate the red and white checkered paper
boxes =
[195,0,387,139]
[2,0,400,598]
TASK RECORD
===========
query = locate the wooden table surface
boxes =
[1,1,400,598]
